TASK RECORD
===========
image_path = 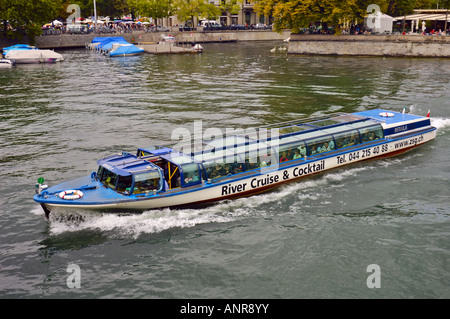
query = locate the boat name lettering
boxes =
[292,160,325,177]
[395,125,407,133]
[221,161,326,196]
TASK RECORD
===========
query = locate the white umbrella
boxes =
[52,20,63,26]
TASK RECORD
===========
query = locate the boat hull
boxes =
[35,127,436,214]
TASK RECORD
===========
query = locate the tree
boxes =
[219,0,241,25]
[136,0,174,26]
[173,0,218,27]
[254,0,362,33]
[95,0,130,19]
[0,0,62,44]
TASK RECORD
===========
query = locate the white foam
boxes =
[42,163,370,238]
[431,117,450,132]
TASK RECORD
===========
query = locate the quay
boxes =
[2,30,449,57]
[138,43,202,54]
[288,34,450,57]
[26,30,289,50]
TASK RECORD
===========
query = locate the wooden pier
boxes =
[137,43,202,54]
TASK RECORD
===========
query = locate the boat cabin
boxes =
[96,113,389,196]
[96,154,164,195]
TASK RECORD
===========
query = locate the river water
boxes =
[0,41,449,300]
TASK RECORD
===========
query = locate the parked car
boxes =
[254,23,268,29]
[205,24,224,31]
[230,24,246,30]
[151,25,170,32]
[97,27,116,34]
[179,24,194,32]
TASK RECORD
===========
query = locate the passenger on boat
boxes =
[298,145,307,156]
[293,149,302,159]
[211,164,225,178]
[280,151,289,162]
[363,132,376,142]
[348,134,360,146]
[328,140,335,150]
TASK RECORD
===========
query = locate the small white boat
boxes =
[5,49,64,64]
[160,35,176,44]
[192,44,203,52]
[0,59,14,68]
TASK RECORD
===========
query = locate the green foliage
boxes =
[0,0,62,44]
[254,0,450,33]
[136,0,174,24]
[173,0,221,25]
[95,0,130,18]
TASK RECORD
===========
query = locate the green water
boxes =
[0,41,449,299]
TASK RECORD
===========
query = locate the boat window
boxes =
[116,175,133,194]
[181,163,201,186]
[334,129,361,149]
[98,166,119,190]
[203,156,244,180]
[243,151,260,171]
[132,170,161,194]
[359,125,384,142]
[306,136,335,155]
[279,141,307,162]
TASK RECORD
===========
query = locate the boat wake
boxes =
[431,117,450,133]
[30,165,373,238]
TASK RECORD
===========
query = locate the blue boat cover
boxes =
[109,44,144,57]
[2,44,36,56]
[91,37,129,51]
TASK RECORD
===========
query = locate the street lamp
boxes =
[94,0,98,31]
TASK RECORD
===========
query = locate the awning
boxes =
[393,13,450,21]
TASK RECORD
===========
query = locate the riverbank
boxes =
[0,30,291,50]
[288,34,450,57]
[2,31,449,57]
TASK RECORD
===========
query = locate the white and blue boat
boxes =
[34,109,436,218]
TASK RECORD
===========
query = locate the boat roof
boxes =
[354,109,425,125]
[105,109,424,173]
[97,152,159,176]
[138,111,387,160]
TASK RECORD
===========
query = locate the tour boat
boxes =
[34,109,436,218]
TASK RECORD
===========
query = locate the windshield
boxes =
[132,170,162,194]
[97,166,119,190]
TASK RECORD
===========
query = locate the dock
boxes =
[137,43,202,54]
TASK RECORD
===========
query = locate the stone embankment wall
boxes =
[288,34,450,57]
[27,30,290,49]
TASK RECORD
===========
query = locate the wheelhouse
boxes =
[96,153,164,195]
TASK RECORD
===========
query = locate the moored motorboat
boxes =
[4,49,64,64]
[34,109,436,218]
[0,59,14,68]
